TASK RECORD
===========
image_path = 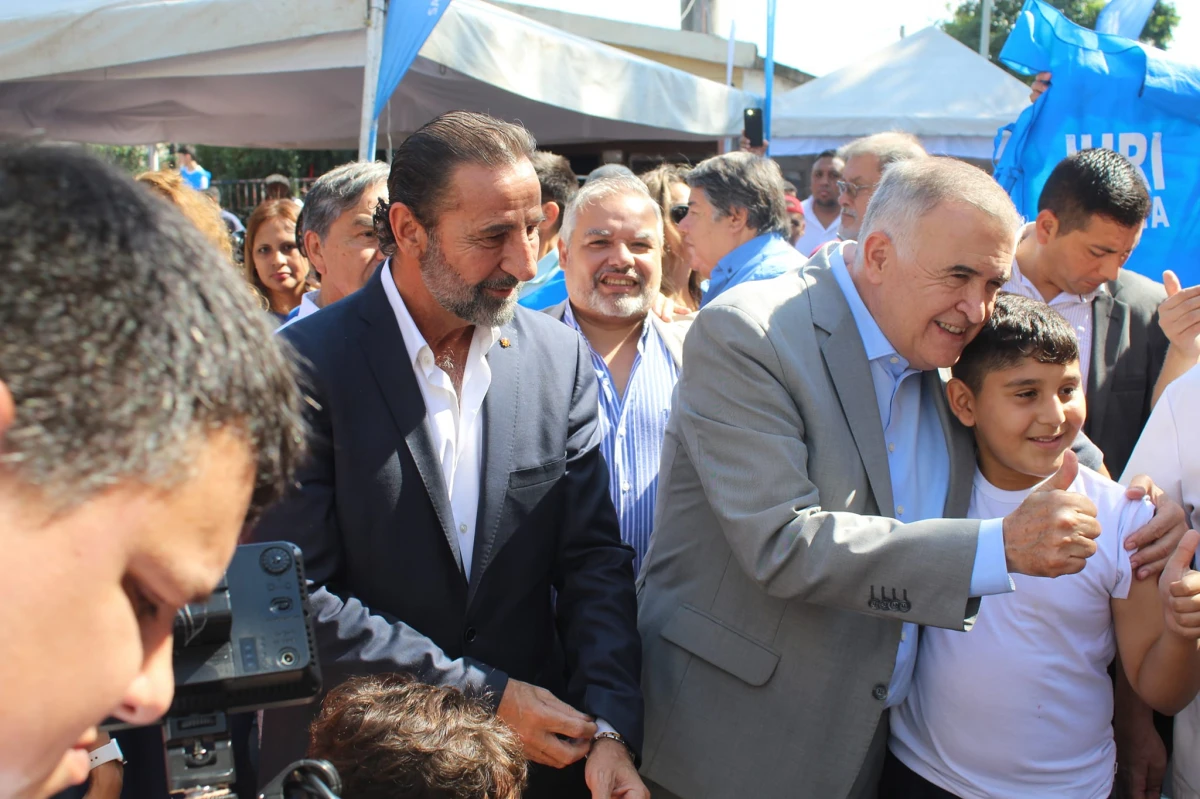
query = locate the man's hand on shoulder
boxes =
[496,679,597,768]
[585,737,649,799]
[1002,451,1101,577]
[1124,473,1188,580]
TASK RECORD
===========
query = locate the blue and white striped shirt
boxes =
[563,305,679,575]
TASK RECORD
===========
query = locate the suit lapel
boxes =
[807,266,895,516]
[357,271,465,577]
[930,368,974,518]
[1087,291,1121,444]
[468,319,522,602]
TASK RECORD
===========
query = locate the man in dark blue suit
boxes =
[253,111,646,799]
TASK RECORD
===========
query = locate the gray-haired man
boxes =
[836,131,927,242]
[636,156,1187,798]
[676,151,805,306]
[283,161,389,325]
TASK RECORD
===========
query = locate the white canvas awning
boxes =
[770,27,1032,159]
[0,0,754,148]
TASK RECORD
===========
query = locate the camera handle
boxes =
[164,712,341,799]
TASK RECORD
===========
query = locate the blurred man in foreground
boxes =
[0,145,306,799]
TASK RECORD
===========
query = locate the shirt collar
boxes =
[563,302,651,356]
[828,242,908,368]
[380,259,502,371]
[714,232,784,279]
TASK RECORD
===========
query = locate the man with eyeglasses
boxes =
[836,132,927,242]
[793,149,843,255]
[677,151,805,306]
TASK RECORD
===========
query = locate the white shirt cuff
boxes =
[969,518,1015,596]
[595,717,616,736]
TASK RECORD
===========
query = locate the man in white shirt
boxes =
[254,111,646,799]
[281,161,389,327]
[792,148,842,255]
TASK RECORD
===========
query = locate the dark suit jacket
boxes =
[252,266,642,789]
[1087,271,1169,475]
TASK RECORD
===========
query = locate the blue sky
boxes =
[516,0,1199,77]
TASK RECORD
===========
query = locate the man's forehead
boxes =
[444,160,541,211]
[813,157,843,172]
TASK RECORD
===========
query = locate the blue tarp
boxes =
[993,0,1200,287]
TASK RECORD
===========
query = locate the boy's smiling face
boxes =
[947,356,1088,490]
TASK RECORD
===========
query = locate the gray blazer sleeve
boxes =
[674,302,981,631]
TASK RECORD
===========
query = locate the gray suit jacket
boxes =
[635,251,984,799]
[543,299,686,368]
[1087,271,1169,476]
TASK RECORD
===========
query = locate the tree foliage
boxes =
[941,0,1179,71]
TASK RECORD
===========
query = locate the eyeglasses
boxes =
[837,180,879,199]
[669,204,689,225]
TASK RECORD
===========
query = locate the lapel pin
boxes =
[499,338,512,349]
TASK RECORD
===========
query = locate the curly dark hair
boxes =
[309,675,527,799]
[0,144,307,515]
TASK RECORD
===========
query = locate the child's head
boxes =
[308,675,527,799]
[948,293,1086,489]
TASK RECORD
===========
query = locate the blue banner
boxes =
[764,0,777,155]
[1095,0,1158,40]
[368,0,453,154]
[994,0,1200,287]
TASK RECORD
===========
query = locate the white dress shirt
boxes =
[1005,229,1105,388]
[793,195,841,256]
[381,264,500,577]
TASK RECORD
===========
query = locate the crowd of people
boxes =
[2,95,1200,799]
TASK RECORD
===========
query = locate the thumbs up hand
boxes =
[1003,451,1103,577]
[1159,270,1200,361]
[1160,529,1200,639]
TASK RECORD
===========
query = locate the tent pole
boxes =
[359,0,387,161]
[979,0,993,58]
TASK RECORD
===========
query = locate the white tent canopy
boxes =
[770,27,1031,159]
[0,0,752,149]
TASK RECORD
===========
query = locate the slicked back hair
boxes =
[0,145,307,514]
[296,161,389,258]
[952,293,1080,393]
[374,111,537,255]
[686,151,789,238]
[1037,148,1150,235]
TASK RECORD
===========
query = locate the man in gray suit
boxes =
[544,174,684,575]
[636,158,1132,799]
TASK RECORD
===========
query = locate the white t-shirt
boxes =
[1121,363,1200,799]
[793,195,840,256]
[890,465,1153,799]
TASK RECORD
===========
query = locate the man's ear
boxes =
[0,379,13,443]
[302,229,327,275]
[857,230,894,286]
[541,200,561,231]
[387,202,429,259]
[945,377,978,428]
[727,205,750,234]
[1034,209,1060,245]
[557,234,569,267]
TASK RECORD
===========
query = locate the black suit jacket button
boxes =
[872,684,888,701]
[464,627,478,643]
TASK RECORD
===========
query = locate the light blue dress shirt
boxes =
[518,248,562,301]
[563,304,679,575]
[702,232,806,307]
[829,244,1012,708]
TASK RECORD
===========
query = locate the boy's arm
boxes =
[1113,530,1200,715]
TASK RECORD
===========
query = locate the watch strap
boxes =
[89,739,125,770]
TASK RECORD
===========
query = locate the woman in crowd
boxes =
[244,198,313,323]
[135,169,233,262]
[640,163,702,313]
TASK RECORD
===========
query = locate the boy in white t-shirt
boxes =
[886,294,1200,799]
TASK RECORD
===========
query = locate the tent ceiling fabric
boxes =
[0,0,750,147]
[770,26,1031,155]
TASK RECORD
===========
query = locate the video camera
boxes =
[108,542,341,799]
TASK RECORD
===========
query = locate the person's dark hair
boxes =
[1037,148,1151,235]
[309,675,527,799]
[686,151,789,237]
[177,144,196,157]
[0,144,307,514]
[374,111,537,256]
[815,149,840,161]
[952,293,1080,393]
[530,151,578,236]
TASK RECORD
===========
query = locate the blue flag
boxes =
[368,0,453,153]
[994,0,1200,288]
[1095,0,1158,40]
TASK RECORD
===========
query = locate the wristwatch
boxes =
[89,739,125,770]
[592,730,635,759]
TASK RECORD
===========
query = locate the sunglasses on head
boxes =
[669,204,689,225]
